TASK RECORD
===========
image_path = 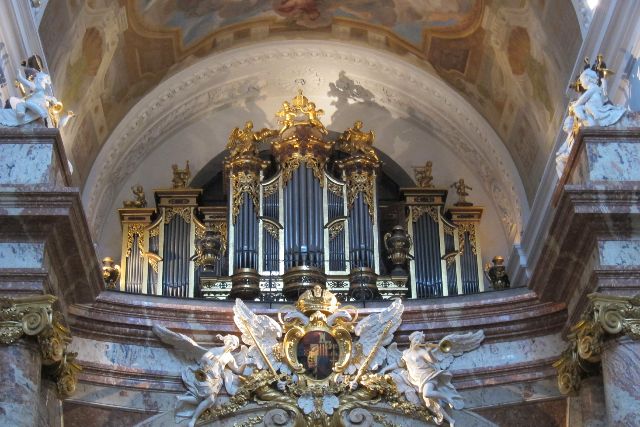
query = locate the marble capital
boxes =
[554,292,640,395]
[0,294,81,399]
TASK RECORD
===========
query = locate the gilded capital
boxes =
[0,294,55,344]
[554,292,640,395]
[0,295,81,398]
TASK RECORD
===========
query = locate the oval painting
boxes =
[297,331,340,380]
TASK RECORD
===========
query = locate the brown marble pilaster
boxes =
[0,340,42,427]
[601,337,640,427]
[579,376,606,427]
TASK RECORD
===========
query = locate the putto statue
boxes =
[337,120,379,162]
[414,160,435,188]
[0,57,73,128]
[275,90,328,134]
[451,178,473,206]
[122,185,147,208]
[172,161,191,188]
[226,120,277,158]
[153,288,485,426]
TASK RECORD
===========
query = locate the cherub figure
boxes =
[302,101,327,134]
[153,326,247,427]
[123,185,147,208]
[276,101,297,134]
[450,178,472,206]
[414,161,434,188]
[226,121,277,158]
[338,120,379,162]
[571,68,625,128]
[172,161,191,188]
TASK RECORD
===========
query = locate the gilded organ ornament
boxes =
[122,185,147,208]
[172,161,191,188]
[450,179,473,207]
[414,161,435,188]
[154,287,485,426]
[337,120,379,163]
[227,121,278,158]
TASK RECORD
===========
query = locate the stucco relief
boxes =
[83,42,526,253]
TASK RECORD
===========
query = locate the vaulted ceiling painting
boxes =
[40,0,580,201]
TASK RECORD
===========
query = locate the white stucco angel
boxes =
[152,325,248,427]
[571,68,626,128]
[380,330,485,426]
[555,114,576,178]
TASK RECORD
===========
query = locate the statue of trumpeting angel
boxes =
[379,329,485,426]
[570,67,626,128]
[152,325,248,427]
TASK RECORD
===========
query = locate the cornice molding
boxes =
[82,40,527,249]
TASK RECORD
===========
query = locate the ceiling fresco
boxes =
[39,0,580,200]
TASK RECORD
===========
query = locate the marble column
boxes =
[601,337,640,427]
[580,376,606,427]
[0,340,42,427]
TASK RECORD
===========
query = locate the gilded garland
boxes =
[154,287,485,426]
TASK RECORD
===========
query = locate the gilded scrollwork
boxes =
[280,154,325,188]
[328,180,344,197]
[554,292,640,395]
[456,223,477,256]
[345,171,375,222]
[411,205,439,223]
[231,170,260,224]
[0,295,80,398]
[164,207,192,224]
[263,180,279,198]
[328,222,345,241]
[126,223,146,258]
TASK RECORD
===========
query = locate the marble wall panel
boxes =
[602,338,640,426]
[68,337,184,376]
[0,341,42,427]
[473,398,566,427]
[586,141,640,181]
[0,242,44,268]
[598,240,640,267]
[448,333,564,372]
[0,143,57,185]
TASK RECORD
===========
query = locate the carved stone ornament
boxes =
[554,292,640,395]
[0,295,81,398]
[154,286,485,426]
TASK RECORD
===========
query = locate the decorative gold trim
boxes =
[263,180,279,198]
[327,180,344,197]
[263,221,280,241]
[410,205,439,223]
[280,153,325,188]
[328,222,345,241]
[345,171,375,222]
[554,292,640,395]
[148,225,160,238]
[164,207,192,225]
[457,223,477,256]
[231,170,260,224]
[126,223,146,258]
[0,295,80,398]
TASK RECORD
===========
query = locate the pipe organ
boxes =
[115,92,489,301]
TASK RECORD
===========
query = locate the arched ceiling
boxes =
[37,0,582,258]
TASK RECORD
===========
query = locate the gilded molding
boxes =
[0,295,80,398]
[345,171,375,222]
[327,181,344,197]
[411,205,439,223]
[554,292,640,395]
[231,170,260,224]
[164,207,192,224]
[125,223,146,258]
[457,223,478,256]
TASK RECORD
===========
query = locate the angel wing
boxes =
[432,330,485,370]
[233,299,287,373]
[152,324,208,363]
[346,298,404,374]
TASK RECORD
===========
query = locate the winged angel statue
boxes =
[154,290,484,426]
